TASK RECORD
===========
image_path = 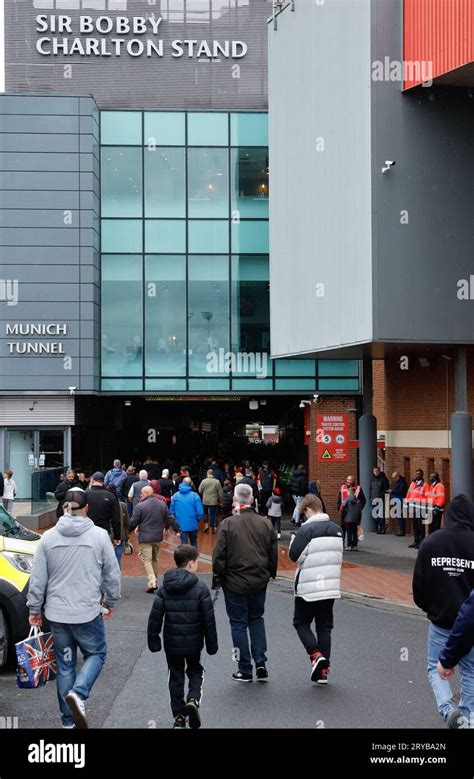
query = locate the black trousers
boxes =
[293,597,334,661]
[260,491,272,514]
[429,509,443,534]
[166,653,204,718]
[346,523,358,548]
[413,515,425,545]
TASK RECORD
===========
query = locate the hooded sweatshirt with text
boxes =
[412,494,474,629]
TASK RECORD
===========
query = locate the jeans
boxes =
[427,622,474,725]
[180,530,198,548]
[115,540,124,569]
[203,505,218,528]
[223,586,268,675]
[126,500,133,519]
[2,499,13,513]
[166,653,204,718]
[292,495,303,523]
[293,597,334,660]
[49,615,107,727]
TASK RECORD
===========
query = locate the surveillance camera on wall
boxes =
[382,160,396,174]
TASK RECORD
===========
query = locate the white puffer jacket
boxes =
[289,513,343,601]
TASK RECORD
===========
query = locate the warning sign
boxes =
[317,414,349,462]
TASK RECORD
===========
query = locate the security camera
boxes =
[299,401,305,409]
[382,160,396,174]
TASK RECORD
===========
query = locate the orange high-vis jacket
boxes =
[406,480,429,505]
[426,481,446,509]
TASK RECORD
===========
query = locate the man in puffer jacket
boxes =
[289,493,343,686]
[147,545,218,730]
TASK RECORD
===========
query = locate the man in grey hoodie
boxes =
[27,488,121,729]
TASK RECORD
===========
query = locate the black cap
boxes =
[63,488,88,511]
[92,471,105,482]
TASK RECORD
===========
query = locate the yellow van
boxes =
[0,505,41,667]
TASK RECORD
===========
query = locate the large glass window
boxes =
[102,220,142,253]
[231,113,268,147]
[145,220,186,253]
[231,220,269,253]
[188,220,229,253]
[101,112,142,145]
[102,255,143,377]
[188,148,229,217]
[100,110,360,394]
[188,256,229,376]
[231,148,269,218]
[231,256,270,377]
[188,112,228,146]
[144,112,185,146]
[145,147,186,217]
[101,147,142,217]
[145,256,186,377]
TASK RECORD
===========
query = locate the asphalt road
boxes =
[0,574,450,730]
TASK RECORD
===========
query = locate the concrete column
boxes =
[451,347,472,499]
[360,358,377,530]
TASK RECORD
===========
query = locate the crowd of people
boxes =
[22,454,474,731]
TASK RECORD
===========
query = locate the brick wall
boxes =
[307,397,358,517]
[373,359,387,428]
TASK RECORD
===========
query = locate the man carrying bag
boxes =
[27,488,121,729]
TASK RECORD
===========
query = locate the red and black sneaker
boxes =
[317,667,330,685]
[310,651,329,683]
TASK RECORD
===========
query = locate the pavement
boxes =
[0,575,445,730]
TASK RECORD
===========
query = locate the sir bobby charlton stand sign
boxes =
[35,12,248,58]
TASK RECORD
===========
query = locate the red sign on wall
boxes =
[317,414,349,462]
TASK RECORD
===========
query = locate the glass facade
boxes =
[100,111,360,393]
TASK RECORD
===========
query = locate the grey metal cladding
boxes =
[0,115,80,134]
[0,228,80,246]
[4,0,268,110]
[0,134,80,153]
[268,0,372,358]
[0,92,100,391]
[0,192,81,209]
[0,211,80,228]
[370,0,474,345]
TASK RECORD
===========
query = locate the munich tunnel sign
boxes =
[317,414,349,462]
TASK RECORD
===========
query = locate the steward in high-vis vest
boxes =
[426,473,446,535]
[406,468,430,549]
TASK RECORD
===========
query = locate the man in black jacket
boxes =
[258,461,276,516]
[54,470,80,518]
[147,544,218,729]
[413,494,474,728]
[85,472,121,547]
[212,483,278,683]
[290,465,309,526]
[369,466,390,534]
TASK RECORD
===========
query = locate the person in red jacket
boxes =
[406,469,429,549]
[426,473,446,535]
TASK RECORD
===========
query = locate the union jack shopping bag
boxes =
[15,627,57,688]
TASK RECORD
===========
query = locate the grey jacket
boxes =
[130,496,180,543]
[128,478,150,509]
[27,514,121,624]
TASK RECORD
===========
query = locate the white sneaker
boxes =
[65,691,87,729]
[61,724,75,729]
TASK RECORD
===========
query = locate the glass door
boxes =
[8,430,35,500]
[38,430,64,469]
